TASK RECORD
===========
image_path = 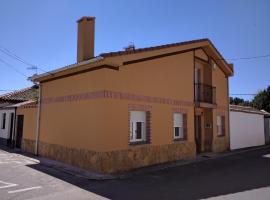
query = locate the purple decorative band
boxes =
[42,90,194,107]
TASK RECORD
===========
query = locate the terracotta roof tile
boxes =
[0,85,39,102]
[100,38,210,57]
[100,38,232,72]
[230,104,270,116]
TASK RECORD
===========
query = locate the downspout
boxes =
[227,76,231,150]
[35,83,41,155]
[12,107,17,148]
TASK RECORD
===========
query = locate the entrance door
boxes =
[204,109,213,152]
[16,115,24,148]
[195,115,202,153]
[7,113,14,146]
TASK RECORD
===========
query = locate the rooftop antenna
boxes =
[124,42,135,51]
[27,66,38,75]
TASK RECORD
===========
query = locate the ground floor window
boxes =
[217,115,225,136]
[129,110,151,144]
[173,113,187,140]
[130,111,146,143]
[1,113,6,129]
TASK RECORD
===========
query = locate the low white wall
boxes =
[265,118,270,144]
[230,111,265,150]
[0,109,15,139]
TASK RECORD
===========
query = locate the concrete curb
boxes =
[37,156,117,180]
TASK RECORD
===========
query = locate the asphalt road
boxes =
[0,146,270,200]
[0,149,107,200]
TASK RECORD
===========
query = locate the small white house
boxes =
[230,105,269,150]
[0,86,38,146]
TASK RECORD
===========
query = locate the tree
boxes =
[230,97,244,105]
[252,85,270,112]
[229,97,252,106]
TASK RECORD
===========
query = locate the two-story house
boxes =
[19,17,233,173]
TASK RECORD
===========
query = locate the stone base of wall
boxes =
[0,138,8,146]
[22,139,36,154]
[212,136,229,153]
[22,139,196,173]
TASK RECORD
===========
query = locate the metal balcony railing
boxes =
[194,83,216,104]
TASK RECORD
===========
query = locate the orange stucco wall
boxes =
[21,44,231,170]
[17,106,37,141]
[212,63,229,151]
[38,51,195,152]
[195,49,208,61]
[213,66,228,107]
[105,51,194,100]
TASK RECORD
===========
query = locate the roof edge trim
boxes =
[29,56,104,82]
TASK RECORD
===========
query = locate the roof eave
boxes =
[29,56,104,83]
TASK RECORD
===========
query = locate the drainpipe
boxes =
[12,107,17,148]
[227,76,231,151]
[35,84,41,155]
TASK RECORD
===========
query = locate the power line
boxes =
[227,54,270,61]
[0,89,17,92]
[230,94,257,96]
[0,57,28,77]
[0,46,36,68]
[0,89,16,91]
[217,54,270,61]
[0,45,51,74]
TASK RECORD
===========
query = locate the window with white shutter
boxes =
[129,111,146,143]
[173,113,184,139]
[217,115,225,136]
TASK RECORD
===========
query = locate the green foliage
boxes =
[230,85,270,112]
[252,86,270,112]
[229,97,253,107]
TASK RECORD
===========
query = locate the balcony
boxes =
[194,83,216,104]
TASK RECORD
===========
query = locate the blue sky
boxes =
[0,0,269,100]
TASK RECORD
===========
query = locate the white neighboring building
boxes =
[0,108,15,145]
[230,105,270,150]
[265,115,270,145]
[0,86,38,146]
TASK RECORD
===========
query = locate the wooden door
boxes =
[204,109,213,152]
[16,115,24,148]
[195,115,202,153]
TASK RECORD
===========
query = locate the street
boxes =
[0,147,270,200]
[0,149,107,200]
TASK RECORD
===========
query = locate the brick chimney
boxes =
[77,17,95,62]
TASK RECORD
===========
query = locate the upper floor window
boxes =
[173,113,187,140]
[1,113,6,129]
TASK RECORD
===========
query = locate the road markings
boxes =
[8,186,42,194]
[0,181,17,189]
[263,154,270,158]
[0,162,10,164]
[0,152,39,166]
[0,161,22,164]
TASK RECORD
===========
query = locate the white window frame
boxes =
[217,115,222,136]
[129,111,146,143]
[173,113,184,139]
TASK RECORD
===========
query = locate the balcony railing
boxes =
[195,83,216,104]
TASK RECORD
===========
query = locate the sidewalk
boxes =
[0,144,269,180]
[204,186,270,200]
